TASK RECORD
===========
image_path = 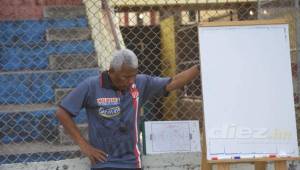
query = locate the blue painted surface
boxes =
[0,109,87,144]
[0,17,88,45]
[0,109,58,144]
[0,41,95,71]
[0,15,97,163]
[0,69,98,104]
[0,16,98,104]
[0,150,83,165]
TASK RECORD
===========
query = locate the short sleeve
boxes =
[59,79,90,117]
[140,75,171,102]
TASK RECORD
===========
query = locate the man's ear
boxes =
[108,68,117,79]
[108,68,114,74]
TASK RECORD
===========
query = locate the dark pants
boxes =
[91,168,141,170]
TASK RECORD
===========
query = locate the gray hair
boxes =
[110,49,138,71]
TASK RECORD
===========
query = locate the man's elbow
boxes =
[55,107,69,121]
[165,82,175,92]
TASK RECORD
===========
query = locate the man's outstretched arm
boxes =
[165,65,200,92]
[56,107,107,164]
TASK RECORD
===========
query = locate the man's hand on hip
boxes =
[79,143,108,165]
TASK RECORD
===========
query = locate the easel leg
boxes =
[201,152,212,170]
[216,163,230,170]
[254,162,266,170]
[200,127,212,170]
[274,161,287,170]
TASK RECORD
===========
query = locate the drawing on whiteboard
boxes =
[151,122,191,152]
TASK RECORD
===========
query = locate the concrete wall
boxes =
[0,153,201,170]
[109,0,256,6]
[2,153,300,170]
[0,158,91,170]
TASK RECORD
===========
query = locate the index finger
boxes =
[94,148,107,156]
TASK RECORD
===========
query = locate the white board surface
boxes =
[144,121,201,154]
[198,23,299,160]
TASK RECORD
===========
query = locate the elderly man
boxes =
[56,48,199,170]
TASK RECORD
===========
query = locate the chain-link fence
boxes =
[0,0,299,167]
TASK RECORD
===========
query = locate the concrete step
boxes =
[49,53,98,70]
[0,105,87,144]
[0,68,98,104]
[0,103,55,113]
[46,28,91,41]
[59,124,88,145]
[0,107,58,144]
[1,41,95,71]
[44,6,86,19]
[0,142,82,164]
[0,142,79,155]
[0,18,88,46]
[55,88,73,105]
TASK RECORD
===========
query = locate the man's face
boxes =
[109,64,137,91]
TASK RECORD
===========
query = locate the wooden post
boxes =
[216,163,230,170]
[254,162,267,170]
[201,154,211,170]
[201,132,211,170]
[209,158,299,170]
[101,0,121,49]
[274,161,287,170]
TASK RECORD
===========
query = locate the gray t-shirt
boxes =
[60,71,171,169]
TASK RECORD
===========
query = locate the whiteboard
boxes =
[198,23,299,160]
[144,121,201,154]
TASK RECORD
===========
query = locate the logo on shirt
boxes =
[96,97,121,118]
